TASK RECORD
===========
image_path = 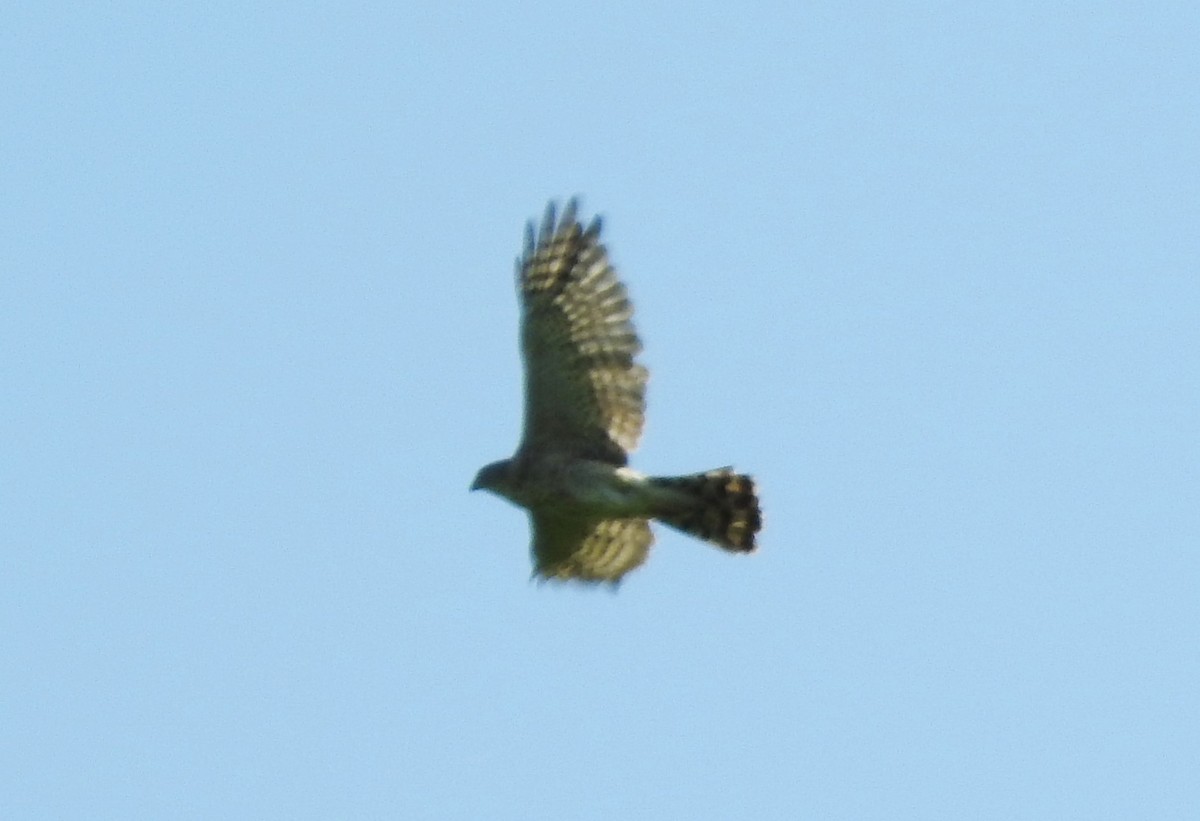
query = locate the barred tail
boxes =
[650,468,761,552]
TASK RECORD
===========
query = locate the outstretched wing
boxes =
[516,199,648,465]
[530,512,653,584]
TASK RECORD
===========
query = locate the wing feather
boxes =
[516,199,648,464]
[531,512,653,584]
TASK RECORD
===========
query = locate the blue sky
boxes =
[4,2,1198,818]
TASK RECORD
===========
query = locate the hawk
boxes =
[471,199,762,585]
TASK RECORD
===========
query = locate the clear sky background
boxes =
[4,3,1198,819]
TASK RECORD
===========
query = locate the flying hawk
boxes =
[472,199,761,584]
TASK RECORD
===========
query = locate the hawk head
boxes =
[471,459,517,499]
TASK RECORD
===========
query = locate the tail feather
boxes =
[651,468,761,552]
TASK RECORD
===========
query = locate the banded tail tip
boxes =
[653,468,762,552]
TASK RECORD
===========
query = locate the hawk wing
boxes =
[531,512,653,584]
[516,199,648,465]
